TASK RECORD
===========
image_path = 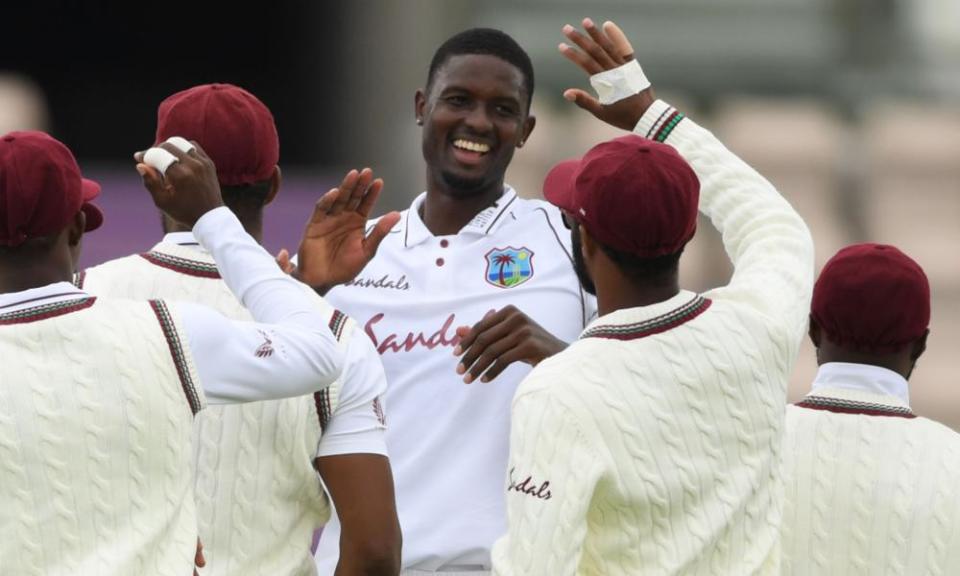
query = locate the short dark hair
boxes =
[220,180,272,212]
[599,243,683,280]
[426,28,535,108]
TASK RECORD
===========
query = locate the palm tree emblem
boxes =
[493,253,516,286]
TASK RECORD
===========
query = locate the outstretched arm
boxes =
[558,18,814,342]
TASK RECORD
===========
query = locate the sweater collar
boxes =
[797,362,914,418]
[580,290,711,341]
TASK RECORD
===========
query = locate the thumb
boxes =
[563,88,604,117]
[362,211,401,259]
[275,248,294,274]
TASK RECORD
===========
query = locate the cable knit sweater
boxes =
[782,382,960,575]
[0,297,204,576]
[491,100,814,576]
[81,242,350,576]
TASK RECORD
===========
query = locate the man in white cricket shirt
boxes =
[80,84,402,576]
[0,132,346,575]
[492,20,813,575]
[781,243,960,575]
[297,28,597,575]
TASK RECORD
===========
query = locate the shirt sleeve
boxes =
[178,207,344,404]
[315,330,389,457]
[491,386,604,576]
[634,100,814,346]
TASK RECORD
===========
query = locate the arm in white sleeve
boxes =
[178,207,343,404]
[634,100,814,341]
[492,385,603,576]
[315,331,388,457]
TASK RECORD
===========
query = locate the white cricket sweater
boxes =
[782,364,960,575]
[492,100,814,576]
[82,241,356,576]
[0,295,205,576]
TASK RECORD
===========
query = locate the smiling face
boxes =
[416,54,535,197]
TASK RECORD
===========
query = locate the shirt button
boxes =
[440,239,449,248]
[436,257,445,267]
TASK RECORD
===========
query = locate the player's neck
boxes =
[421,182,505,236]
[162,212,264,244]
[595,275,680,317]
[0,260,74,294]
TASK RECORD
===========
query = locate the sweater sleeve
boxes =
[635,100,814,343]
[491,385,604,576]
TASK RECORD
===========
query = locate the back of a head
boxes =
[812,243,930,355]
[544,135,700,282]
[156,83,279,208]
[427,28,535,108]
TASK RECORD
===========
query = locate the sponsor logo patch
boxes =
[485,247,534,289]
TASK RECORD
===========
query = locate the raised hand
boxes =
[453,306,567,384]
[293,168,401,293]
[135,140,223,227]
[559,18,655,131]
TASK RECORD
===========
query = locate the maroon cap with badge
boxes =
[155,83,279,187]
[542,134,699,258]
[0,131,102,247]
[812,243,930,354]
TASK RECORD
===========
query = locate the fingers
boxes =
[362,211,401,260]
[562,22,617,71]
[356,178,384,218]
[308,188,340,225]
[345,168,373,213]
[562,88,604,117]
[602,20,635,61]
[559,42,603,76]
[329,170,359,215]
[457,316,519,384]
[276,248,294,274]
[582,18,621,64]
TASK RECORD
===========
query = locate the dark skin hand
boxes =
[193,538,204,575]
[454,307,567,384]
[276,168,401,294]
[453,19,657,385]
[134,141,224,226]
[558,18,656,130]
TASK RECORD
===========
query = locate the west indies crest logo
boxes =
[485,247,534,289]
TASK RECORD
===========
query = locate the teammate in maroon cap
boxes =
[0,131,351,575]
[491,19,814,575]
[780,243,960,574]
[78,83,402,576]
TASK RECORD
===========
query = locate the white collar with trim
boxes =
[811,362,910,407]
[0,281,88,312]
[403,186,519,248]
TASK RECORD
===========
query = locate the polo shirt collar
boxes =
[809,362,910,407]
[580,290,712,341]
[403,186,519,248]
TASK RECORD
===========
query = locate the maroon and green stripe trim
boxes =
[313,309,350,431]
[581,295,711,341]
[149,300,203,415]
[140,252,220,279]
[795,395,916,419]
[0,297,97,326]
[653,110,685,142]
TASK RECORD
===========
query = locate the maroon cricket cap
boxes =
[0,131,102,247]
[812,243,930,354]
[155,83,279,186]
[543,134,700,257]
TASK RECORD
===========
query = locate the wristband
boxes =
[589,60,650,105]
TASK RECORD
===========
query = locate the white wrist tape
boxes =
[589,60,651,105]
[165,136,195,154]
[143,147,178,175]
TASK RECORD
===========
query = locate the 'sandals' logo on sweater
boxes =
[508,467,552,501]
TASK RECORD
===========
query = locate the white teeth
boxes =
[453,139,490,153]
